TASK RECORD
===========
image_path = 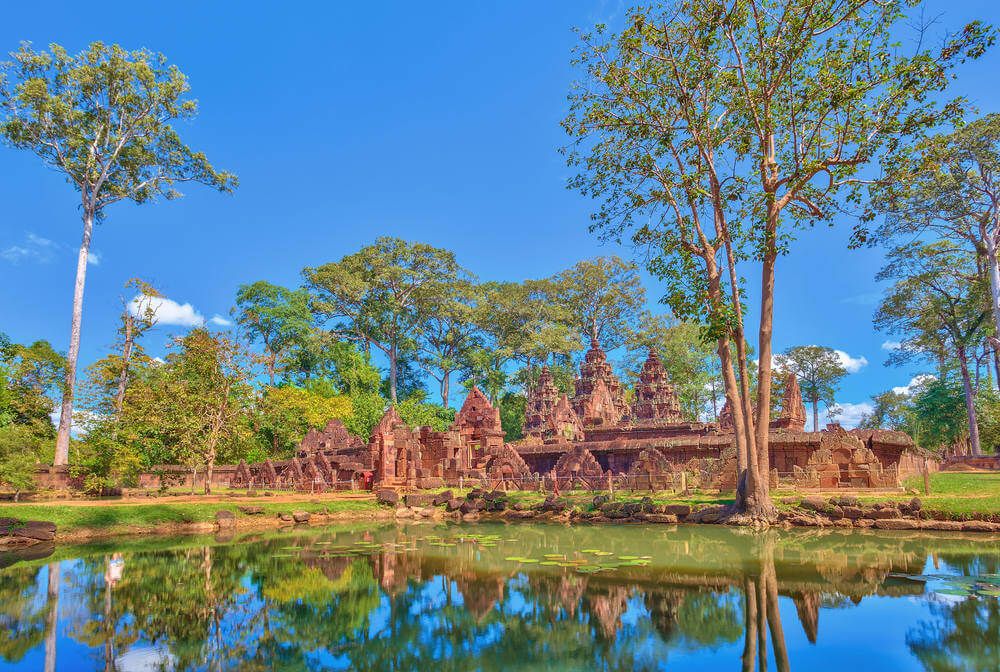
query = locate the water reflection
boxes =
[1,523,997,671]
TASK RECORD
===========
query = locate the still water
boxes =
[1,522,997,671]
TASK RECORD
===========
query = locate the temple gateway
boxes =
[231,340,923,492]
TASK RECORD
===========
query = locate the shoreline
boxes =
[4,489,1000,549]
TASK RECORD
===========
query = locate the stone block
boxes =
[841,506,864,520]
[874,519,919,530]
[432,490,454,506]
[376,489,399,507]
[405,493,434,508]
[1,520,56,541]
[959,520,1000,532]
[460,499,483,515]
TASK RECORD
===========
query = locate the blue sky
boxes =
[2,0,998,426]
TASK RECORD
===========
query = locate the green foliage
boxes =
[255,385,353,458]
[344,392,388,442]
[499,392,527,442]
[0,337,64,492]
[304,237,470,402]
[552,256,646,349]
[396,398,455,433]
[0,41,237,212]
[911,377,968,452]
[0,422,42,493]
[76,329,256,492]
[233,281,313,384]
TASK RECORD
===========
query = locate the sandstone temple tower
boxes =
[631,349,683,424]
[573,339,630,426]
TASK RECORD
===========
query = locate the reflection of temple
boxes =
[232,341,921,491]
[286,524,944,662]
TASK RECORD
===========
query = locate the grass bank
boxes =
[2,473,997,540]
[0,496,380,537]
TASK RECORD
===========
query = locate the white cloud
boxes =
[832,349,868,373]
[87,251,101,266]
[209,315,232,327]
[26,233,54,248]
[130,294,205,327]
[152,356,166,365]
[1,245,34,262]
[2,232,57,263]
[892,374,935,396]
[881,340,901,351]
[819,401,874,429]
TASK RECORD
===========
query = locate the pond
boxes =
[1,522,998,671]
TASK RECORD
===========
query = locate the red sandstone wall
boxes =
[30,464,237,491]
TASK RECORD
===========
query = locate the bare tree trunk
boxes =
[442,371,450,409]
[764,563,791,672]
[750,227,778,520]
[957,346,982,456]
[724,235,760,479]
[742,578,758,672]
[267,352,277,387]
[113,314,135,417]
[44,562,60,672]
[812,400,819,432]
[55,210,95,465]
[103,556,114,672]
[389,343,398,404]
[756,576,769,672]
[985,232,1000,387]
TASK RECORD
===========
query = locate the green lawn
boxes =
[891,472,1000,518]
[3,472,997,534]
[0,498,378,533]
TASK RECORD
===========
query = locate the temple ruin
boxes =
[231,341,921,492]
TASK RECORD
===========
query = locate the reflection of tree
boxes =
[262,558,381,650]
[0,565,47,663]
[5,524,1000,670]
[907,598,1000,672]
[44,562,58,672]
[675,589,743,649]
[741,533,791,672]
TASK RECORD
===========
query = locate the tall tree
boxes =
[774,346,848,431]
[552,256,646,350]
[168,329,254,492]
[863,114,1000,379]
[114,279,161,416]
[414,278,478,408]
[563,0,991,520]
[0,42,237,465]
[304,237,467,403]
[876,242,991,455]
[233,281,313,385]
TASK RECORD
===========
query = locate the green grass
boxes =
[892,472,1000,518]
[0,498,378,533]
